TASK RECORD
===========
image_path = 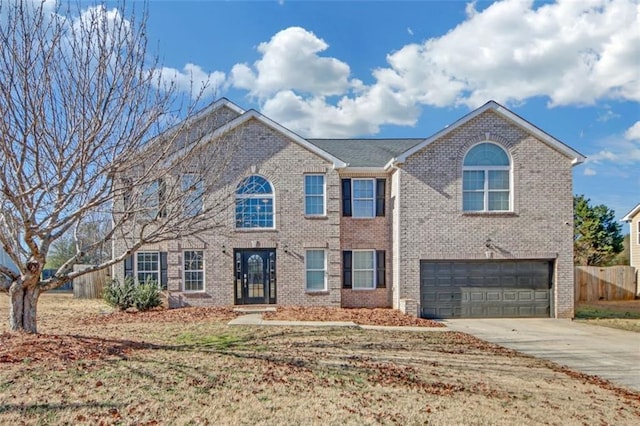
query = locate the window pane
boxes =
[137,252,159,285]
[142,181,159,218]
[304,175,325,215]
[236,175,272,195]
[353,180,374,198]
[488,192,509,211]
[182,175,203,217]
[306,250,325,291]
[306,250,325,269]
[488,170,509,190]
[306,271,325,290]
[236,198,274,228]
[463,192,484,211]
[353,271,374,289]
[305,196,323,215]
[463,171,484,190]
[353,200,374,217]
[305,175,323,195]
[353,251,374,269]
[463,143,509,166]
[236,175,274,228]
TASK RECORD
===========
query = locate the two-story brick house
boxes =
[111,98,585,318]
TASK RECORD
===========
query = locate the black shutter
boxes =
[376,179,386,217]
[160,252,168,290]
[342,179,352,217]
[124,254,134,279]
[342,251,352,289]
[376,250,386,288]
[158,179,167,218]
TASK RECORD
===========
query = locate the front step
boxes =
[233,306,277,314]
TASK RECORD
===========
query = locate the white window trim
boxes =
[235,175,276,230]
[352,178,376,218]
[304,174,326,217]
[352,249,376,290]
[136,251,160,285]
[182,250,205,293]
[462,142,513,213]
[305,249,327,292]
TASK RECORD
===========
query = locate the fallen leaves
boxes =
[263,306,445,327]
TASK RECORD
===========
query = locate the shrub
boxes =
[133,276,162,312]
[103,276,162,312]
[103,277,135,310]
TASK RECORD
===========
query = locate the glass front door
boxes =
[234,249,276,304]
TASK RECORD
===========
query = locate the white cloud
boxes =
[230,27,351,98]
[583,167,597,176]
[625,121,640,141]
[165,0,639,137]
[380,0,640,108]
[586,135,640,167]
[151,64,225,100]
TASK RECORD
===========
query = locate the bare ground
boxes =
[0,293,638,425]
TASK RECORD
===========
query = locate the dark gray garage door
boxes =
[420,260,552,319]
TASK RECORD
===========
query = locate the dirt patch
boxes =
[263,306,445,327]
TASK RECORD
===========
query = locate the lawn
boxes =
[575,299,640,332]
[1,294,639,425]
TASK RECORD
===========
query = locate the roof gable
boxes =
[390,101,586,168]
[195,109,348,169]
[622,203,640,222]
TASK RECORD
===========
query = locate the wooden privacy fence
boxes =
[575,266,637,302]
[72,265,110,299]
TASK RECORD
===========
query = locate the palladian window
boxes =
[235,175,274,228]
[462,143,511,212]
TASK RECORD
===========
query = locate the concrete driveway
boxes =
[444,318,640,392]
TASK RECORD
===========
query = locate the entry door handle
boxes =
[243,274,248,287]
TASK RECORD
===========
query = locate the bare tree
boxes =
[0,1,237,333]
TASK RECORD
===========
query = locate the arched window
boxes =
[462,143,511,212]
[235,175,274,228]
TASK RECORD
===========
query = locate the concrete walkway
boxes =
[444,318,640,392]
[227,314,448,332]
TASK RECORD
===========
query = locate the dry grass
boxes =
[0,293,639,425]
[575,299,640,332]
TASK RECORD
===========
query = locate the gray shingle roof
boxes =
[307,138,423,167]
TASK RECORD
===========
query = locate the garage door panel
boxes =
[420,260,552,319]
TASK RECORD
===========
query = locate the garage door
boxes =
[420,260,552,318]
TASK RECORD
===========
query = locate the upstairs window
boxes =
[304,175,325,216]
[342,178,386,218]
[141,179,166,219]
[181,174,204,217]
[235,175,274,229]
[462,143,511,212]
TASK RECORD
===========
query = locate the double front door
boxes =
[234,249,276,305]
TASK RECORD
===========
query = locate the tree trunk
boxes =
[9,281,40,334]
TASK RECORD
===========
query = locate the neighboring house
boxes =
[112,98,585,318]
[622,203,640,278]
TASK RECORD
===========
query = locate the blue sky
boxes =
[122,1,639,227]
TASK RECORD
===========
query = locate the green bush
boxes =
[133,276,162,311]
[103,276,162,312]
[103,277,135,310]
